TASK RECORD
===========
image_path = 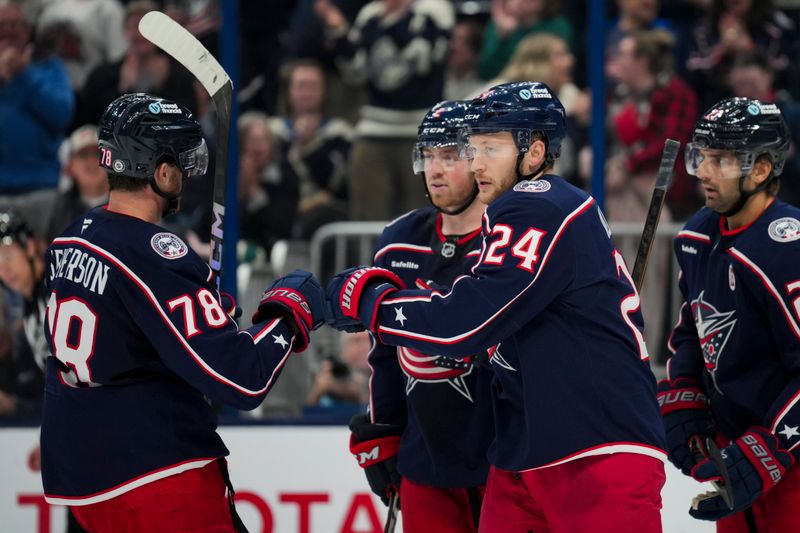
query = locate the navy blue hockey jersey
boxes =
[371,176,667,471]
[370,208,492,488]
[41,207,299,505]
[668,200,800,456]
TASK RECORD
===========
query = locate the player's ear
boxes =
[751,155,773,186]
[523,139,546,173]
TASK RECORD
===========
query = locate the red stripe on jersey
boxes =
[378,197,595,345]
[729,247,800,341]
[51,238,272,396]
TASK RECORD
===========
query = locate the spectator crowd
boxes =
[2,0,800,421]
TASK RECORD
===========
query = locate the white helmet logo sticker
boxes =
[519,89,532,100]
[768,217,800,243]
[151,232,189,259]
[112,160,125,173]
[148,102,161,114]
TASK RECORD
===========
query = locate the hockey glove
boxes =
[349,413,402,506]
[689,427,794,521]
[657,378,715,475]
[325,267,405,332]
[252,270,325,352]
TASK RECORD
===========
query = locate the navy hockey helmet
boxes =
[412,100,469,174]
[461,81,566,164]
[0,211,33,248]
[98,93,208,180]
[686,97,790,179]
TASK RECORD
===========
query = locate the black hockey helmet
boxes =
[461,81,566,161]
[0,211,33,248]
[98,93,208,180]
[686,97,790,178]
[412,100,469,174]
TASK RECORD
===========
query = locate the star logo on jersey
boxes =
[513,180,551,193]
[398,347,475,402]
[779,425,800,441]
[273,334,289,349]
[691,291,736,374]
[768,217,800,243]
[394,307,407,326]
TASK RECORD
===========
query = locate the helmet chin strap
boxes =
[515,153,552,182]
[149,177,183,216]
[719,172,774,218]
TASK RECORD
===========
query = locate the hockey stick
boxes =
[139,11,233,290]
[384,490,400,533]
[630,138,680,291]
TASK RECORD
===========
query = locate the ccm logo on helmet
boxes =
[422,127,446,134]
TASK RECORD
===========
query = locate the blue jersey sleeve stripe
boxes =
[729,247,800,341]
[51,237,274,397]
[378,197,595,344]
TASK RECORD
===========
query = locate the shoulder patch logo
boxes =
[151,232,188,259]
[768,217,800,243]
[513,180,551,193]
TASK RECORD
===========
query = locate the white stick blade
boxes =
[138,11,230,97]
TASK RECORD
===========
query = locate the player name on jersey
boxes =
[48,246,110,295]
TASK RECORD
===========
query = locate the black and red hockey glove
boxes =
[657,378,715,475]
[349,413,402,507]
[252,270,325,352]
[690,427,794,520]
[325,267,405,332]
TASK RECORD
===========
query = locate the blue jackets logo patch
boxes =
[151,233,188,259]
[768,217,800,243]
[691,291,736,376]
[513,180,551,193]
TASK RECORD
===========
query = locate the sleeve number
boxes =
[483,224,547,273]
[47,293,99,387]
[167,288,228,338]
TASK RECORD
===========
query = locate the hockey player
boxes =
[660,97,800,531]
[315,81,668,532]
[39,93,326,532]
[349,101,492,532]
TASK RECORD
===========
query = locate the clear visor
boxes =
[411,143,462,174]
[685,143,755,179]
[458,127,520,161]
[178,138,209,177]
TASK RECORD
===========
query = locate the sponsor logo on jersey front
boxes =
[513,180,551,193]
[768,217,800,242]
[390,260,419,270]
[151,232,188,259]
[682,244,698,255]
[691,291,736,382]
